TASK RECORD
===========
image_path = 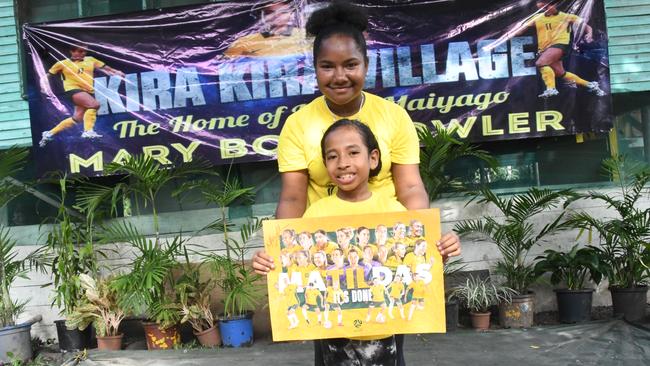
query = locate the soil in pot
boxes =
[0,323,33,364]
[142,322,180,350]
[194,325,221,347]
[555,289,593,323]
[469,311,491,330]
[97,334,123,351]
[219,312,253,347]
[610,286,648,322]
[54,319,92,352]
[499,293,535,328]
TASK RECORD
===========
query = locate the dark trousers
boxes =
[314,334,405,366]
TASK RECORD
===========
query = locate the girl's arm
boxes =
[391,163,461,261]
[252,170,309,275]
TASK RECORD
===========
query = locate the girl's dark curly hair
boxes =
[306,2,368,63]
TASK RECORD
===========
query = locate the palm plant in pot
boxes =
[534,245,604,323]
[78,155,213,349]
[455,186,574,328]
[106,222,185,350]
[417,125,496,200]
[0,228,48,363]
[566,156,650,322]
[45,176,100,352]
[448,275,515,331]
[176,250,220,347]
[0,147,48,363]
[66,274,127,350]
[176,172,264,347]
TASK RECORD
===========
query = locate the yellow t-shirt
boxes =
[403,252,427,273]
[310,241,338,256]
[371,284,386,302]
[409,280,427,299]
[284,284,299,307]
[389,282,405,298]
[303,192,407,218]
[49,57,105,93]
[326,287,344,304]
[527,12,581,51]
[223,28,310,58]
[384,255,405,270]
[305,287,321,306]
[278,92,420,206]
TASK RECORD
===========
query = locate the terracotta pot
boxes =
[142,322,180,350]
[193,325,221,347]
[469,311,491,330]
[97,334,123,351]
[499,292,535,328]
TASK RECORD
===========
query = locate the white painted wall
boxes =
[9,187,650,339]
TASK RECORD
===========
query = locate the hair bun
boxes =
[306,2,368,37]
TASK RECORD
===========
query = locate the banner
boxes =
[262,209,444,341]
[23,0,613,176]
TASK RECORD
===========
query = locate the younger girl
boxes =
[302,118,406,365]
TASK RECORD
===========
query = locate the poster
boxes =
[22,0,613,176]
[262,209,445,341]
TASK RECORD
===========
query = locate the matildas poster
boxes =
[262,209,445,341]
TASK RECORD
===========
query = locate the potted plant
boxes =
[45,176,98,352]
[448,275,515,331]
[78,155,213,349]
[0,147,48,363]
[108,223,185,350]
[417,125,496,201]
[177,172,264,347]
[534,245,603,323]
[0,228,48,364]
[176,251,220,347]
[566,156,650,321]
[455,186,574,327]
[65,274,127,350]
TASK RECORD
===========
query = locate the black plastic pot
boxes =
[610,286,648,322]
[54,320,92,352]
[445,299,459,331]
[555,289,593,323]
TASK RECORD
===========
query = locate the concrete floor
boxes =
[68,319,650,366]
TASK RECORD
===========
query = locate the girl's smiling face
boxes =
[315,34,368,115]
[323,125,379,201]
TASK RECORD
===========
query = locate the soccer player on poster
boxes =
[39,43,124,147]
[519,0,606,98]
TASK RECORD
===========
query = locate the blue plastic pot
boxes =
[218,312,254,347]
[0,323,33,364]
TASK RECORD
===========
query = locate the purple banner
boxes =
[23,0,613,176]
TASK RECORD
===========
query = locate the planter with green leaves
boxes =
[455,187,574,328]
[448,275,515,331]
[0,147,48,363]
[176,251,220,347]
[109,225,185,350]
[534,245,603,323]
[417,125,496,201]
[79,155,214,349]
[66,274,127,350]
[0,228,47,363]
[566,156,650,322]
[178,173,264,347]
[46,176,100,352]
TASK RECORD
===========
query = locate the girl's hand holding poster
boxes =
[263,209,446,341]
